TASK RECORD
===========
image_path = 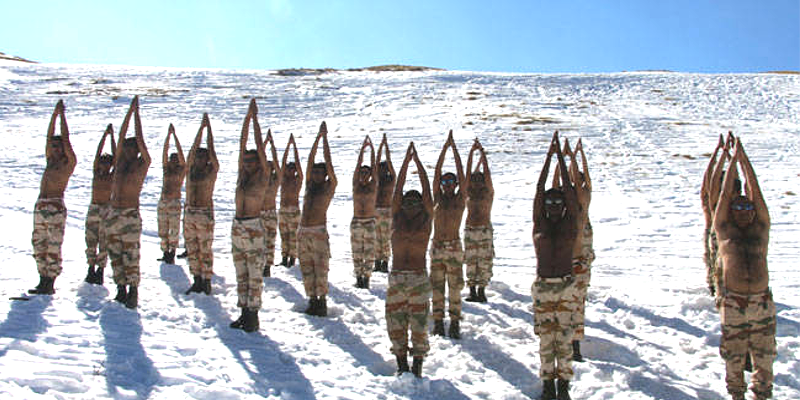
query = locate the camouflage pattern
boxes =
[184,206,215,279]
[429,239,464,321]
[84,203,110,269]
[531,275,580,380]
[105,207,143,286]
[298,225,330,297]
[350,217,377,278]
[386,272,431,357]
[464,224,494,287]
[261,209,278,266]
[279,205,300,258]
[157,198,182,252]
[375,207,392,261]
[706,228,719,292]
[719,289,776,399]
[231,217,267,309]
[573,220,595,340]
[31,198,67,278]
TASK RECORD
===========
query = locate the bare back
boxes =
[187,163,217,207]
[280,171,302,208]
[301,181,335,226]
[162,163,185,200]
[717,221,769,293]
[236,169,267,218]
[466,187,492,227]
[392,209,432,273]
[40,158,75,199]
[91,167,114,205]
[354,180,378,218]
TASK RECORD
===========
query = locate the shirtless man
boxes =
[552,137,594,362]
[714,138,775,400]
[106,96,151,309]
[702,132,735,296]
[298,122,337,317]
[351,135,379,289]
[374,133,396,273]
[157,124,186,265]
[229,99,269,333]
[84,124,115,285]
[260,129,281,278]
[430,130,466,339]
[183,113,219,295]
[532,131,581,400]
[278,134,303,268]
[385,142,433,378]
[463,138,494,304]
[29,100,76,295]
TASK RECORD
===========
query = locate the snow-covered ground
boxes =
[0,60,798,400]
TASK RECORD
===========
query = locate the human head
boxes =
[440,172,458,195]
[401,190,424,215]
[379,161,392,183]
[311,162,327,184]
[730,195,756,228]
[243,149,259,174]
[49,135,64,158]
[98,153,113,173]
[122,137,139,160]
[195,147,209,165]
[358,165,371,184]
[168,153,179,165]
[543,188,566,221]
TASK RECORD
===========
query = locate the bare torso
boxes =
[392,210,432,273]
[280,173,301,208]
[376,179,394,208]
[534,216,579,278]
[236,169,267,218]
[187,163,217,208]
[466,187,493,227]
[111,158,148,209]
[39,158,74,199]
[301,181,335,226]
[717,221,769,294]
[91,168,114,205]
[353,180,377,218]
[161,164,184,200]
[263,171,280,211]
[433,192,465,241]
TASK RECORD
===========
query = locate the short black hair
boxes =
[544,188,564,197]
[313,162,326,170]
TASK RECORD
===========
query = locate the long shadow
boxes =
[586,320,673,354]
[776,315,800,338]
[160,263,316,399]
[99,304,160,399]
[388,376,473,400]
[592,361,708,400]
[0,295,52,357]
[604,296,706,338]
[459,335,540,398]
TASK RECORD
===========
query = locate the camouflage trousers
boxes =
[375,207,392,261]
[157,198,182,252]
[705,228,719,292]
[531,274,580,380]
[279,206,300,258]
[85,203,110,269]
[184,207,214,279]
[430,239,464,321]
[298,225,330,297]
[32,198,67,278]
[106,207,143,286]
[464,224,494,287]
[351,217,377,278]
[261,209,278,267]
[231,217,266,309]
[386,272,431,357]
[572,257,592,340]
[719,289,777,399]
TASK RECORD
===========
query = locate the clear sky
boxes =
[2,0,798,73]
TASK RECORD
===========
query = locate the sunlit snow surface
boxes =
[1,61,799,399]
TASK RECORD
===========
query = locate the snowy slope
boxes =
[0,60,799,400]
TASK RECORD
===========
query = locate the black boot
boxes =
[230,308,246,329]
[263,264,271,278]
[556,379,571,400]
[382,260,389,272]
[125,285,138,309]
[177,249,188,259]
[744,352,753,372]
[411,356,423,378]
[477,286,487,303]
[449,319,461,339]
[164,250,175,265]
[363,276,370,289]
[27,275,45,294]
[540,379,556,400]
[374,260,382,272]
[465,286,479,302]
[572,340,583,362]
[396,354,410,375]
[157,250,169,262]
[243,308,260,332]
[85,266,97,284]
[114,285,127,303]
[185,275,203,295]
[355,276,364,289]
[287,257,295,268]
[202,277,212,295]
[304,297,318,315]
[94,266,105,285]
[316,296,328,317]
[279,255,288,267]
[432,319,445,336]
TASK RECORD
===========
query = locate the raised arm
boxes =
[115,98,136,168]
[480,148,493,195]
[131,96,151,167]
[173,127,185,167]
[354,135,369,185]
[239,105,252,172]
[534,133,559,225]
[736,139,769,226]
[555,137,579,221]
[306,128,322,184]
[57,102,77,169]
[254,114,268,175]
[451,131,465,196]
[392,143,415,215]
[465,139,479,193]
[379,133,396,179]
[575,138,591,191]
[368,137,377,183]
[433,133,450,202]
[163,125,173,167]
[94,124,113,171]
[415,144,433,215]
[205,114,218,172]
[265,128,280,178]
[321,122,336,188]
[292,135,303,181]
[45,100,62,159]
[709,147,731,210]
[552,138,572,188]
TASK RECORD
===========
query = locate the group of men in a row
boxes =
[701,132,776,400]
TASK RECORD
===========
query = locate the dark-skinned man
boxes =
[351,135,378,289]
[156,124,186,265]
[84,124,115,285]
[278,134,303,268]
[374,133,396,273]
[260,129,281,277]
[463,138,494,304]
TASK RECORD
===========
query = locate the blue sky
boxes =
[2,0,798,72]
